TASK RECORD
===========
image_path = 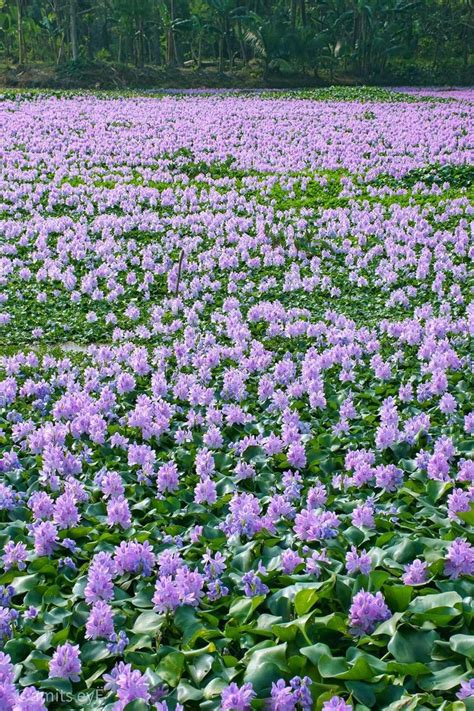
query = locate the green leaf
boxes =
[457,506,474,526]
[310,612,347,632]
[4,637,32,663]
[408,591,463,625]
[294,578,335,615]
[386,661,430,677]
[300,642,332,667]
[123,701,150,711]
[156,652,185,687]
[203,677,229,699]
[383,584,412,612]
[12,574,40,594]
[345,680,376,706]
[272,611,315,642]
[177,681,204,702]
[388,627,439,664]
[418,664,466,691]
[426,479,450,503]
[372,612,404,637]
[228,595,265,623]
[243,643,289,693]
[39,677,72,694]
[174,606,218,647]
[449,634,474,660]
[80,641,110,663]
[132,611,164,634]
[294,587,320,616]
[317,654,349,678]
[188,653,214,684]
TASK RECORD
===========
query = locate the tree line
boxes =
[0,0,472,82]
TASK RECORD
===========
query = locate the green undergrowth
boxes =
[0,86,451,104]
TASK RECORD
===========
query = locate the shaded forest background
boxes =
[0,0,472,88]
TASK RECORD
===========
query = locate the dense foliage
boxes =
[0,89,473,710]
[0,0,473,83]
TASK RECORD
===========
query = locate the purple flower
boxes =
[28,491,54,519]
[242,568,269,597]
[103,662,150,710]
[53,492,79,529]
[0,652,18,709]
[195,449,216,477]
[153,565,204,613]
[157,461,180,493]
[99,470,125,499]
[322,696,353,710]
[287,442,307,470]
[447,488,473,521]
[348,590,391,635]
[294,509,340,542]
[346,546,372,575]
[220,682,255,710]
[107,497,131,529]
[289,676,312,710]
[49,643,82,682]
[13,687,47,711]
[269,676,312,710]
[281,471,303,500]
[0,607,18,640]
[457,678,474,700]
[207,579,229,600]
[222,493,262,538]
[374,465,403,492]
[194,477,217,505]
[445,538,474,579]
[85,601,115,640]
[402,559,428,585]
[202,550,226,579]
[281,550,303,574]
[427,453,450,482]
[31,520,58,556]
[306,549,329,577]
[439,393,457,414]
[307,483,327,508]
[114,540,155,577]
[269,679,295,710]
[352,502,375,529]
[465,413,474,434]
[2,542,28,571]
[85,553,116,603]
[152,575,180,613]
[107,630,129,655]
[0,484,16,511]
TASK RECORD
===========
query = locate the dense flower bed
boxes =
[0,92,473,710]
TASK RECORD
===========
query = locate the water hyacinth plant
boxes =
[0,88,473,709]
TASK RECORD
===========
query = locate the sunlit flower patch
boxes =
[0,91,472,710]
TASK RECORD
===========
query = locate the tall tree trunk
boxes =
[69,0,79,61]
[57,33,64,64]
[167,0,177,66]
[197,36,202,68]
[167,28,175,66]
[218,36,224,72]
[137,16,144,67]
[300,0,306,26]
[16,0,25,65]
[225,20,233,70]
[102,0,110,53]
[153,26,162,65]
[290,0,297,28]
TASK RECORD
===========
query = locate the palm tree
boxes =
[15,0,27,63]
